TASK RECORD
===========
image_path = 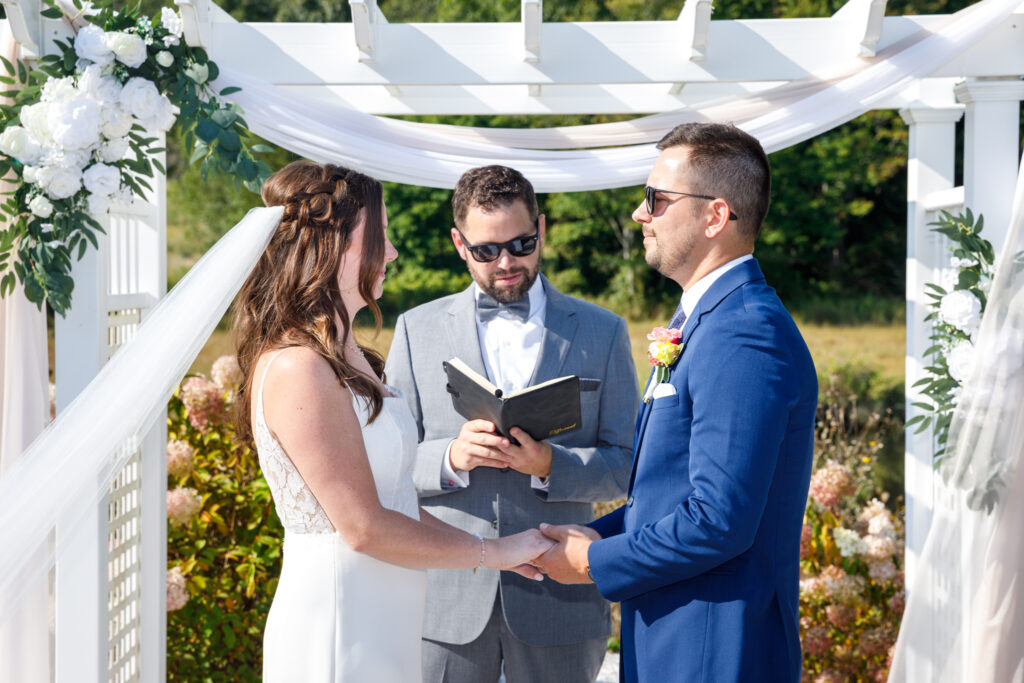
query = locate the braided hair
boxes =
[234,161,388,447]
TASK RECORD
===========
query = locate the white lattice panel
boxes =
[108,442,142,683]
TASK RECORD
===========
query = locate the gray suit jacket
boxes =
[385,275,639,647]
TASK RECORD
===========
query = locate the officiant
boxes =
[386,165,639,683]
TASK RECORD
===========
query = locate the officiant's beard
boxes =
[477,263,539,303]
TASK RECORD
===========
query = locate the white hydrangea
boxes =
[77,65,122,104]
[832,527,868,558]
[74,24,114,66]
[939,268,959,292]
[106,32,148,68]
[19,102,54,145]
[48,94,102,151]
[97,136,130,163]
[100,106,133,139]
[86,192,111,216]
[0,126,43,164]
[40,76,77,104]
[947,340,978,385]
[161,7,184,37]
[28,195,54,218]
[82,163,120,196]
[939,289,982,335]
[950,256,977,269]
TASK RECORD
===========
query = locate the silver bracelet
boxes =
[472,532,486,573]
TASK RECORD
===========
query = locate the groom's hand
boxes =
[534,523,599,584]
[450,420,513,472]
[503,427,552,478]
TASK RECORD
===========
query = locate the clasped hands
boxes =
[449,419,552,479]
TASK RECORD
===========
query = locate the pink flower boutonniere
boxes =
[644,326,683,402]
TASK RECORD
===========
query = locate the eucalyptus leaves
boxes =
[0,0,270,315]
[906,209,994,461]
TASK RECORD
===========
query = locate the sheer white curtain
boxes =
[213,0,1017,192]
[0,18,52,683]
[890,151,1024,682]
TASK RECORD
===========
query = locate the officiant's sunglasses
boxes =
[455,219,540,263]
[645,186,739,221]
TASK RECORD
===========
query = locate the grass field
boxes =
[191,318,905,390]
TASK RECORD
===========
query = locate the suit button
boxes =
[491,519,499,530]
[627,496,635,507]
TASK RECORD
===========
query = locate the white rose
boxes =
[28,195,54,218]
[38,166,82,199]
[0,126,43,164]
[948,340,978,385]
[40,76,76,104]
[22,165,41,184]
[97,136,130,163]
[161,8,184,37]
[939,290,982,334]
[106,32,148,69]
[120,78,163,120]
[82,163,120,196]
[49,94,102,150]
[19,102,53,144]
[156,51,174,68]
[78,65,122,104]
[140,96,177,133]
[86,192,110,216]
[74,24,114,66]
[100,106,134,139]
[42,148,91,171]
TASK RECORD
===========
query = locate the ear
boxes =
[538,214,546,245]
[704,199,732,239]
[451,227,469,262]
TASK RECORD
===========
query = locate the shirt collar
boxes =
[680,254,754,318]
[472,274,546,322]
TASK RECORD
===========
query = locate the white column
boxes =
[954,78,1024,256]
[53,231,110,683]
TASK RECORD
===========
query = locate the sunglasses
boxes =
[456,219,540,263]
[644,186,738,221]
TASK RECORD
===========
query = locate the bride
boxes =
[232,161,554,682]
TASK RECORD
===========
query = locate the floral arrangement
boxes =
[0,0,271,315]
[166,354,282,679]
[905,209,994,461]
[643,325,682,402]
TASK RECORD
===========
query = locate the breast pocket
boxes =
[650,393,679,410]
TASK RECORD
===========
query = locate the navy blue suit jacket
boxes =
[588,259,817,683]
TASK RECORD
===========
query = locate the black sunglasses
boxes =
[456,219,540,263]
[645,186,738,221]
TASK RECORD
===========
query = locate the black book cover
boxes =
[442,357,581,443]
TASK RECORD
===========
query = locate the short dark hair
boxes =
[656,123,770,240]
[452,165,538,229]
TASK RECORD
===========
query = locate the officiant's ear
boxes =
[451,227,468,261]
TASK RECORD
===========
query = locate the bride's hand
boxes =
[484,529,556,580]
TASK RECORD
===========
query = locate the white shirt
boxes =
[441,277,550,490]
[680,254,754,319]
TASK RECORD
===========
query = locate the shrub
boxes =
[165,356,283,681]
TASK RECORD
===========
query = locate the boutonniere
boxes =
[643,326,683,403]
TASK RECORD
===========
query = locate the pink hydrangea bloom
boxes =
[180,376,227,433]
[821,565,867,606]
[888,591,906,614]
[803,625,832,657]
[808,461,855,508]
[211,355,243,391]
[863,533,898,561]
[800,524,813,559]
[868,559,899,584]
[646,326,682,344]
[858,627,893,657]
[166,439,194,478]
[167,486,202,527]
[814,671,844,683]
[800,575,828,602]
[826,604,856,630]
[166,566,189,612]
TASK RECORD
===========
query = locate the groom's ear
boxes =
[451,227,469,262]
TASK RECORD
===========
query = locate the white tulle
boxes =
[212,0,1016,192]
[0,206,282,626]
[889,151,1024,682]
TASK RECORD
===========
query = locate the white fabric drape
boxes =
[0,18,52,683]
[0,206,282,626]
[889,151,1024,682]
[213,0,1017,192]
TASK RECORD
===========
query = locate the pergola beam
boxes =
[833,0,888,58]
[523,0,542,64]
[349,0,387,63]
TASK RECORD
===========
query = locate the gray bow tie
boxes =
[477,294,530,323]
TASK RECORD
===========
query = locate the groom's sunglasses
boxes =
[644,186,739,221]
[456,219,540,263]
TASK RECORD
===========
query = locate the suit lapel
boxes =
[627,259,767,494]
[444,286,488,376]
[528,275,578,384]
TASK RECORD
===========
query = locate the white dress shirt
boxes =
[441,277,550,490]
[679,254,754,319]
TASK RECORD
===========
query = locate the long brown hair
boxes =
[234,161,388,447]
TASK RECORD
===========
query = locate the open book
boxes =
[442,357,581,444]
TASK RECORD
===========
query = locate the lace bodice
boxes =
[253,350,421,536]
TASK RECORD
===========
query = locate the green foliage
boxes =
[166,369,282,681]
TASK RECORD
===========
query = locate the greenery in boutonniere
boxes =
[905,209,994,462]
[643,325,682,402]
[0,0,272,315]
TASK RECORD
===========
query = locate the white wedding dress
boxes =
[254,350,427,682]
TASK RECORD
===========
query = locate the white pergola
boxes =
[2,0,1022,680]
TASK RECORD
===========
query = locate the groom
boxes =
[537,123,818,682]
[386,165,639,682]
